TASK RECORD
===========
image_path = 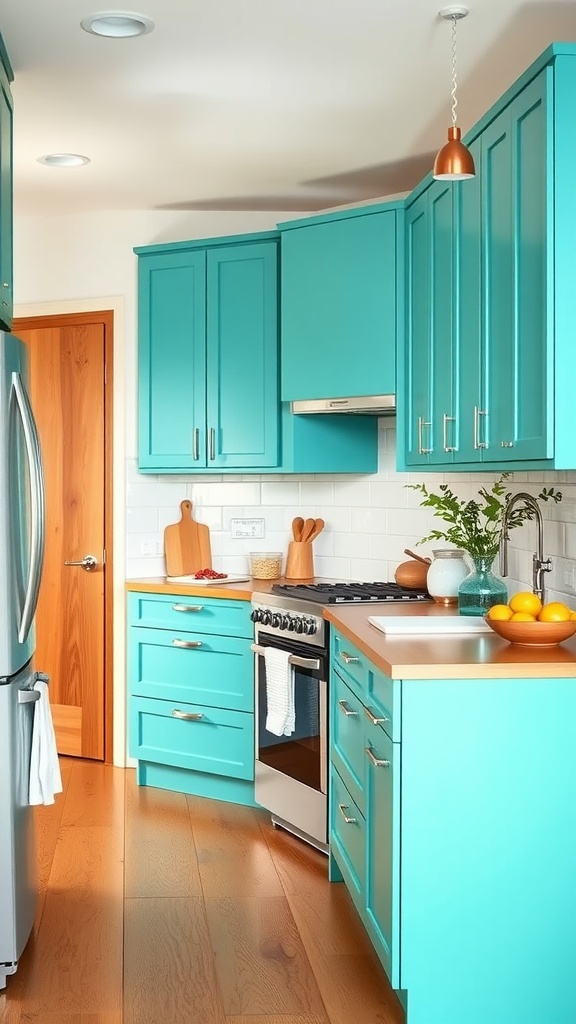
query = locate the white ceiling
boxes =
[2,0,576,217]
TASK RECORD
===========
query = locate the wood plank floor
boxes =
[0,759,405,1024]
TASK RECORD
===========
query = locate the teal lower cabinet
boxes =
[128,591,257,806]
[330,632,576,1024]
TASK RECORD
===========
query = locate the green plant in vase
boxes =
[407,474,562,615]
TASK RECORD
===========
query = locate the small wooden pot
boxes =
[394,559,430,589]
[285,541,314,580]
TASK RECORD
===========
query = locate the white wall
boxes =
[14,208,576,766]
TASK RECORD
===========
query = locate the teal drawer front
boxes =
[128,592,252,638]
[331,629,399,741]
[129,627,253,711]
[130,696,254,780]
[331,673,366,816]
[330,765,366,904]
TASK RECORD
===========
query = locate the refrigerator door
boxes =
[0,333,45,677]
[0,664,39,987]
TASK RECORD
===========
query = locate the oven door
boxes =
[252,629,328,849]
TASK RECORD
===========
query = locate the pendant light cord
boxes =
[450,14,458,127]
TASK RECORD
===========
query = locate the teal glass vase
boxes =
[458,555,507,616]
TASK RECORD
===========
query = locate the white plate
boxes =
[166,574,251,586]
[368,615,492,635]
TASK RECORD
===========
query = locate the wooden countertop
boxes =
[126,578,576,679]
[324,602,576,679]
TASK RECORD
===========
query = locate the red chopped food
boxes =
[193,568,228,579]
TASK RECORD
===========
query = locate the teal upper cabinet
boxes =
[136,232,379,475]
[279,202,403,402]
[0,36,13,332]
[400,45,576,471]
[137,235,280,472]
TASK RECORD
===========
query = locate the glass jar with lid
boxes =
[426,549,469,606]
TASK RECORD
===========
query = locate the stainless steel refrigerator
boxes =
[0,332,45,990]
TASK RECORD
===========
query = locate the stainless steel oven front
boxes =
[251,594,328,852]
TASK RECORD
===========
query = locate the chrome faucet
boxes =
[500,492,552,603]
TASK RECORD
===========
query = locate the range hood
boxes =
[291,394,396,416]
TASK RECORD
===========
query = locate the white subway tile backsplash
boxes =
[124,427,576,600]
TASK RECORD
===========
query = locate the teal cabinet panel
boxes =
[331,672,366,816]
[454,137,483,462]
[429,182,456,464]
[364,722,400,990]
[0,43,13,331]
[128,592,252,637]
[128,627,253,711]
[329,765,366,907]
[403,194,431,466]
[130,696,254,781]
[138,250,206,470]
[280,205,399,402]
[276,405,378,474]
[331,628,399,740]
[206,243,279,468]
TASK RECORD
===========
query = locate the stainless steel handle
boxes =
[171,709,203,721]
[209,427,215,461]
[473,406,488,449]
[12,372,46,642]
[364,706,389,726]
[340,651,359,665]
[2,282,9,288]
[338,699,358,717]
[500,441,514,448]
[250,643,320,671]
[172,638,203,649]
[417,415,432,455]
[365,746,390,768]
[193,427,200,461]
[172,604,203,612]
[64,554,98,571]
[443,413,457,452]
[18,689,41,704]
[338,803,357,824]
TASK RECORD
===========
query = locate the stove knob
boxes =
[286,616,296,631]
[295,618,304,634]
[280,614,290,629]
[271,613,281,628]
[261,610,272,626]
[306,618,317,635]
[250,608,260,623]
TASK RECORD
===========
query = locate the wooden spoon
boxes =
[404,547,431,565]
[300,518,316,543]
[308,517,325,542]
[292,516,304,541]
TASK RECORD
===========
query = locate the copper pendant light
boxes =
[433,6,475,180]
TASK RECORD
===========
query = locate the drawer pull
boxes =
[172,638,203,649]
[171,709,203,721]
[338,699,358,717]
[365,746,390,768]
[338,803,357,824]
[172,604,203,612]
[364,706,389,726]
[340,651,359,665]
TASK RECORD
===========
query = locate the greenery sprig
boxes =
[407,473,562,558]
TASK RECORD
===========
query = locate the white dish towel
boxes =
[29,674,63,806]
[264,648,295,737]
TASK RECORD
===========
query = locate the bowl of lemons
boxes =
[486,592,576,646]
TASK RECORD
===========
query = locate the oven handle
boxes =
[250,643,320,672]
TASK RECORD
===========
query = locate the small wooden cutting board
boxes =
[164,500,212,577]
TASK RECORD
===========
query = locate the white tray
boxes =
[368,615,492,635]
[166,574,251,586]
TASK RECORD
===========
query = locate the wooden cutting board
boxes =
[164,500,212,577]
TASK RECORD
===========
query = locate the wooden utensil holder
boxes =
[285,541,314,580]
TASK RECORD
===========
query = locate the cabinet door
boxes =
[430,181,457,464]
[455,137,483,463]
[0,68,13,331]
[404,193,432,465]
[281,210,397,402]
[138,250,207,470]
[365,723,400,989]
[206,242,279,468]
[482,71,550,462]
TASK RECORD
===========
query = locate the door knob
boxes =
[64,554,98,571]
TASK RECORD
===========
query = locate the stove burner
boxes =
[271,581,430,604]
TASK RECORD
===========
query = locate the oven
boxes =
[251,594,328,852]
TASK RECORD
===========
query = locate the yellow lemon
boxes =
[509,591,543,617]
[510,611,537,622]
[538,601,571,622]
[487,604,514,621]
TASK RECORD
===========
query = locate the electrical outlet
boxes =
[231,518,265,539]
[563,564,575,590]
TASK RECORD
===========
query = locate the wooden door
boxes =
[14,311,113,760]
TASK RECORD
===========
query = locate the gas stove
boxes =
[271,581,430,605]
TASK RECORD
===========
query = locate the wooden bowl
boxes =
[485,617,576,647]
[394,559,429,589]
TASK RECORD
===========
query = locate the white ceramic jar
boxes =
[426,549,469,605]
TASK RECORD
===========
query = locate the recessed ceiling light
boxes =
[80,11,155,37]
[37,154,91,168]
